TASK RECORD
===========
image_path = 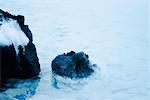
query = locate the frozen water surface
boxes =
[0,0,149,100]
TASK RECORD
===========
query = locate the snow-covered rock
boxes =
[0,9,40,89]
[51,51,95,79]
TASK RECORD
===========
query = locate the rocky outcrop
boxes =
[51,51,94,79]
[0,9,40,88]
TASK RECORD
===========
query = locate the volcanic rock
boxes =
[0,9,40,88]
[51,51,94,79]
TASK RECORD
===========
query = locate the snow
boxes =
[0,0,149,100]
[0,18,29,54]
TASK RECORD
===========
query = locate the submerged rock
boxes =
[52,51,95,79]
[0,9,40,88]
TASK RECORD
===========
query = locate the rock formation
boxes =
[52,51,94,79]
[0,9,40,88]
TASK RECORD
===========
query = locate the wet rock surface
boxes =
[0,9,40,88]
[52,51,95,79]
[0,77,40,99]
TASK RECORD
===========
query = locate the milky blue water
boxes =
[0,0,149,100]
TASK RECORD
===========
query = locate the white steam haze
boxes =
[0,0,149,100]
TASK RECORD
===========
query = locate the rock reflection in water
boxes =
[0,77,40,100]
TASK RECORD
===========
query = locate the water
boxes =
[0,0,149,100]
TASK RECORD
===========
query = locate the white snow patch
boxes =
[0,19,29,54]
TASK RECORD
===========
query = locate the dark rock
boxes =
[0,9,40,88]
[0,9,32,42]
[21,25,33,42]
[51,51,94,79]
[16,42,40,78]
[0,45,18,86]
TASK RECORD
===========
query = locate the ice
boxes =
[0,0,149,100]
